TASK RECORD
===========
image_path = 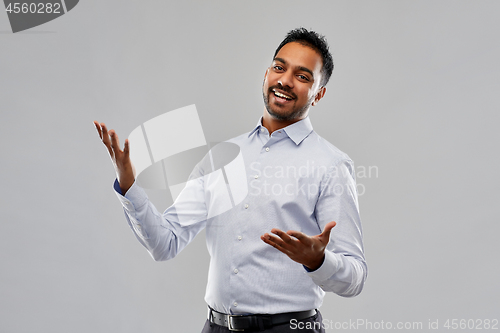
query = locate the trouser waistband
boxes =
[208,306,317,331]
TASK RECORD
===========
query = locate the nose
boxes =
[278,71,294,89]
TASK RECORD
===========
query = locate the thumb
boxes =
[320,221,336,241]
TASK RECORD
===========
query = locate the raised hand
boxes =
[94,121,135,194]
[261,221,337,271]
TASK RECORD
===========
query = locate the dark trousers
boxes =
[201,310,325,333]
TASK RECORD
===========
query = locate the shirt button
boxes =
[233,268,238,274]
[254,174,259,179]
[244,204,249,209]
[265,147,270,152]
[233,302,238,307]
[237,236,242,241]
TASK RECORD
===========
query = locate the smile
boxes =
[272,89,294,101]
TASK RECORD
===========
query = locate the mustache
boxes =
[268,84,296,100]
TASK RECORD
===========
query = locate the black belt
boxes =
[208,307,316,331]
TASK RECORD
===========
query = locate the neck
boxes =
[261,110,307,135]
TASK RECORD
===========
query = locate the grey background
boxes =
[1,1,499,332]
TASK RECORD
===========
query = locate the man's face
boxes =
[262,42,325,122]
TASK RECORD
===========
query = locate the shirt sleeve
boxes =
[306,159,367,297]
[113,163,208,262]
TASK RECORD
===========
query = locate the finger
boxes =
[271,228,294,244]
[262,233,291,249]
[323,221,337,233]
[100,123,113,155]
[262,233,285,246]
[261,234,293,255]
[100,123,110,143]
[93,121,103,139]
[320,221,337,241]
[287,230,312,245]
[109,130,122,155]
[123,139,130,158]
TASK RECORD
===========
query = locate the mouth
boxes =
[271,88,295,103]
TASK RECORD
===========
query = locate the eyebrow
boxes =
[273,57,315,80]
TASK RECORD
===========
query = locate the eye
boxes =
[297,74,310,81]
[273,65,284,72]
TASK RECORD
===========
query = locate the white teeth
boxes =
[273,90,292,100]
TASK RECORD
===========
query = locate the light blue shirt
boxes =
[114,116,367,315]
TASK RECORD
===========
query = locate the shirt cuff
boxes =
[305,250,341,282]
[113,179,148,211]
[303,255,325,272]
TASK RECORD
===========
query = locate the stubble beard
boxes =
[262,85,313,122]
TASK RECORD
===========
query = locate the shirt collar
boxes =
[248,116,314,146]
[248,118,263,138]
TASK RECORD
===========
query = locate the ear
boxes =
[311,86,326,106]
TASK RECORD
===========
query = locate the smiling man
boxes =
[95,28,366,333]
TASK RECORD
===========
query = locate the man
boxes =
[94,28,366,332]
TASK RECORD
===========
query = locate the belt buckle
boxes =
[227,315,245,332]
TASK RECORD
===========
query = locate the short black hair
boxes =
[273,28,334,87]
